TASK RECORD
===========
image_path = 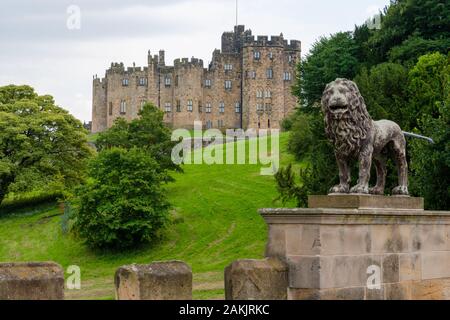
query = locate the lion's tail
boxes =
[403,131,435,144]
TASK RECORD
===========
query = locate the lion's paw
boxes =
[369,187,384,195]
[350,185,369,194]
[392,186,409,196]
[329,184,349,194]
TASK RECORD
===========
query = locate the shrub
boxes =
[71,147,170,249]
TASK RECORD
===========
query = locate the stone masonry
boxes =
[115,261,192,300]
[225,258,288,300]
[259,195,450,300]
[92,25,301,132]
[0,262,64,300]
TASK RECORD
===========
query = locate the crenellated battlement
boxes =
[174,57,204,68]
[221,25,300,53]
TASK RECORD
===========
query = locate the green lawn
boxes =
[0,132,302,300]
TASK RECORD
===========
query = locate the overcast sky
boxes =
[0,0,390,122]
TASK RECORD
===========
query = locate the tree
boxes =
[96,103,181,178]
[293,32,360,109]
[0,85,93,205]
[367,0,450,64]
[72,147,170,249]
[354,62,410,127]
[409,53,449,209]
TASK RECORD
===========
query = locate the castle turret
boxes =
[159,50,165,67]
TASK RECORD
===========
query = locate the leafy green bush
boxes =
[71,147,170,249]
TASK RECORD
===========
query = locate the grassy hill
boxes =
[0,132,302,300]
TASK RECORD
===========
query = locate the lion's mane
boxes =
[321,78,373,157]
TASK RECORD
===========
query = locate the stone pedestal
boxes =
[225,258,288,300]
[115,261,192,300]
[259,195,450,300]
[0,262,64,300]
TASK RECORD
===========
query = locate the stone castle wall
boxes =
[92,25,301,132]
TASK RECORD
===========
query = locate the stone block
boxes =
[287,288,320,300]
[308,195,424,210]
[412,225,447,252]
[288,287,365,300]
[421,252,450,280]
[285,224,320,256]
[287,256,320,289]
[399,253,421,281]
[320,225,371,255]
[321,255,381,289]
[0,262,64,300]
[384,282,411,300]
[370,225,412,254]
[115,261,192,300]
[225,258,288,300]
[320,287,365,300]
[365,287,384,300]
[265,225,286,259]
[382,254,400,283]
[411,278,450,300]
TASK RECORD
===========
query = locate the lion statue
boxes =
[321,78,409,196]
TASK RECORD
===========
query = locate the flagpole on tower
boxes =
[236,0,238,26]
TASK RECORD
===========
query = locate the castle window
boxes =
[206,103,212,113]
[256,90,263,99]
[268,52,274,60]
[122,78,129,86]
[264,90,272,98]
[165,77,171,87]
[288,55,294,63]
[256,103,264,112]
[175,75,179,87]
[225,80,232,90]
[205,79,212,88]
[265,103,272,112]
[283,72,292,81]
[219,102,225,114]
[139,77,147,86]
[176,100,181,112]
[266,68,273,79]
[254,51,261,60]
[109,102,113,116]
[206,120,212,129]
[198,102,203,113]
[218,120,224,128]
[224,64,233,71]
[235,102,241,113]
[164,102,172,113]
[187,100,193,112]
[120,100,127,114]
[247,70,256,79]
[268,119,271,128]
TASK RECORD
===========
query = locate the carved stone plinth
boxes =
[259,195,450,300]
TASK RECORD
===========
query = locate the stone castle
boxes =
[91,25,301,133]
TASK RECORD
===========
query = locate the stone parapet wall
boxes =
[259,195,450,300]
